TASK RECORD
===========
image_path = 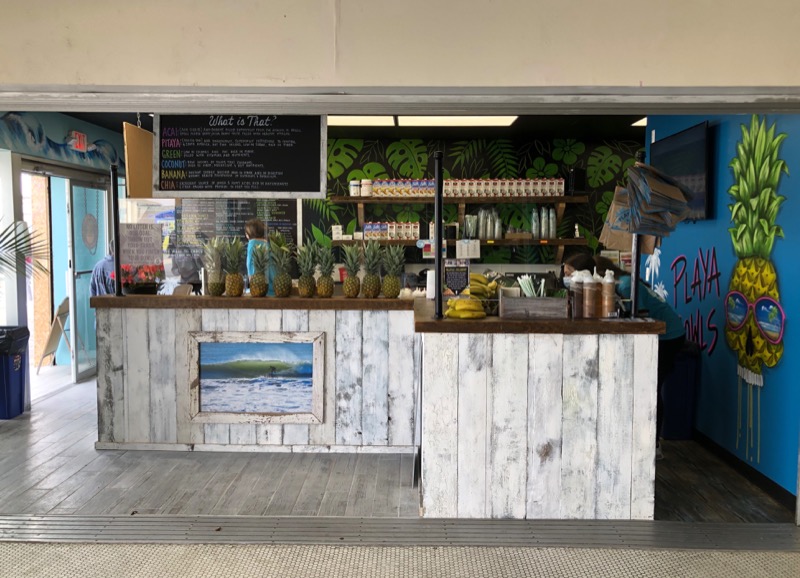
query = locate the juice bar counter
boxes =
[91,296,664,520]
[414,300,664,520]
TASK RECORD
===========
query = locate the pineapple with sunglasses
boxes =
[724,115,787,461]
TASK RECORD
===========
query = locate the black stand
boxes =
[629,150,648,317]
[433,151,444,320]
[110,164,123,297]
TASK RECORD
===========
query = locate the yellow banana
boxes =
[470,273,489,285]
[445,308,487,319]
[452,299,484,312]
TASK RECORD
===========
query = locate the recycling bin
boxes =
[0,326,30,419]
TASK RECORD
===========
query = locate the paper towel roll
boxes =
[426,271,435,299]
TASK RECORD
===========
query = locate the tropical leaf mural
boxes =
[552,139,586,165]
[347,162,390,182]
[587,145,622,188]
[387,139,428,178]
[487,139,517,178]
[327,139,364,180]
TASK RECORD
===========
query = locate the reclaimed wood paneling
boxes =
[362,310,389,446]
[489,334,528,519]
[149,308,177,444]
[421,333,459,518]
[175,308,202,445]
[388,310,417,447]
[335,310,363,445]
[92,295,414,311]
[309,309,336,445]
[96,308,125,443]
[596,334,633,519]
[560,334,599,519]
[123,309,150,443]
[457,333,489,518]
[631,334,658,520]
[527,333,563,519]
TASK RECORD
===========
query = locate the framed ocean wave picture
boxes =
[188,331,324,424]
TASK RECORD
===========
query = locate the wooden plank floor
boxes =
[655,440,795,523]
[0,381,419,518]
[1,379,794,522]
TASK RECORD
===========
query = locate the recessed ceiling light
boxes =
[327,115,395,126]
[631,117,648,127]
[397,116,518,127]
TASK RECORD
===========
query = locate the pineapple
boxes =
[296,242,317,298]
[362,240,382,298]
[269,233,294,298]
[725,115,786,381]
[316,244,335,298]
[381,244,405,299]
[249,242,269,297]
[342,243,362,298]
[203,237,227,296]
[224,237,245,297]
[726,115,787,462]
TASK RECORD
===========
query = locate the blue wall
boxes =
[50,177,70,366]
[648,114,799,494]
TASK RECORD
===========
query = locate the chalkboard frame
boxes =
[152,114,326,199]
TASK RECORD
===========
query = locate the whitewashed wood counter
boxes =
[414,300,665,520]
[91,295,420,454]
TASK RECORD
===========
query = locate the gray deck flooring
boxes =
[0,379,419,518]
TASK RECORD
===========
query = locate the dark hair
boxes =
[563,252,595,272]
[593,255,629,278]
[245,218,266,239]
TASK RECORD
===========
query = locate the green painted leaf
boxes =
[525,157,558,178]
[552,139,586,165]
[587,146,622,188]
[594,190,615,220]
[327,139,364,180]
[347,162,389,182]
[303,198,342,225]
[450,140,485,173]
[486,139,518,178]
[311,224,332,248]
[345,218,357,236]
[387,139,428,178]
[481,247,512,264]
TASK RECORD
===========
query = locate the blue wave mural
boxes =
[0,112,125,171]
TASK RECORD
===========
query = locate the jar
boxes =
[349,180,361,196]
[583,279,598,319]
[601,270,617,317]
[571,278,583,319]
[360,179,373,196]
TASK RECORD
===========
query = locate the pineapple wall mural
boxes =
[305,136,642,263]
[724,115,788,463]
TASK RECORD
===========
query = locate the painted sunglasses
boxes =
[724,291,785,345]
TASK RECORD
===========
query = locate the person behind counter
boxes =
[593,255,685,460]
[244,218,274,296]
[90,239,116,297]
[561,252,596,282]
[171,244,203,295]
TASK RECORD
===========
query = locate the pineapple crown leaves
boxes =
[342,243,362,276]
[363,240,383,275]
[316,244,335,277]
[381,244,406,277]
[728,115,788,259]
[202,237,228,272]
[296,241,318,277]
[224,237,245,273]
[251,242,269,272]
[268,233,295,274]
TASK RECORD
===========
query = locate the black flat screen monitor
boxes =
[650,121,711,220]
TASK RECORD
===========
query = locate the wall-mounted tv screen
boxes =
[650,121,711,220]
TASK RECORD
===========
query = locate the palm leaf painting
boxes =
[449,140,486,174]
[486,139,517,178]
[303,198,343,225]
[587,146,622,188]
[311,224,332,248]
[327,139,364,180]
[387,139,428,178]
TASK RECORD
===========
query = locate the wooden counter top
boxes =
[413,299,665,335]
[91,294,415,311]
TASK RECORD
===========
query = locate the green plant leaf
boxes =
[311,224,332,248]
[587,146,622,188]
[345,218,357,236]
[387,139,428,178]
[525,157,558,178]
[486,139,518,178]
[303,198,342,225]
[552,139,586,165]
[327,139,364,180]
[450,140,485,173]
[0,221,49,277]
[481,247,512,264]
[347,162,390,182]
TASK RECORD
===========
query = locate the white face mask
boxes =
[562,276,572,288]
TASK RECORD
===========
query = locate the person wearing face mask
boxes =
[561,252,595,287]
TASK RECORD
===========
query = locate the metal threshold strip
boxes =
[0,516,798,551]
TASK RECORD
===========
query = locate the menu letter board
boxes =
[153,114,325,199]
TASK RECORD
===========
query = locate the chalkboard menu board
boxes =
[175,199,298,249]
[153,114,325,199]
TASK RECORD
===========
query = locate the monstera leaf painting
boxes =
[387,140,428,179]
[347,162,390,183]
[587,146,622,188]
[327,139,364,180]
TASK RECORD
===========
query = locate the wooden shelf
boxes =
[331,238,588,248]
[329,195,588,205]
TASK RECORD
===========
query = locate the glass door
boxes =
[67,181,108,382]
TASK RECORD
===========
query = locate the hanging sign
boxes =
[153,114,326,199]
[444,258,470,294]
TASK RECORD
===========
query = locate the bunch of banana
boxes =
[463,273,498,315]
[445,297,486,319]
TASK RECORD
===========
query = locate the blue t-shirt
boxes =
[246,239,275,296]
[617,275,685,340]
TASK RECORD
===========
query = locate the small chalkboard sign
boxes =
[444,258,469,294]
[153,114,325,199]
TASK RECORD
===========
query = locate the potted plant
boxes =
[110,263,166,295]
[0,221,48,278]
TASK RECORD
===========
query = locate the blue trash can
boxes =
[0,326,29,419]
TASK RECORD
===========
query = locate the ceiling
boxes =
[63,112,646,141]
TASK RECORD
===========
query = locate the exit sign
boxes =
[67,130,88,152]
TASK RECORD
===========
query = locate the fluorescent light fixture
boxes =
[398,115,518,127]
[327,115,395,127]
[632,117,648,127]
